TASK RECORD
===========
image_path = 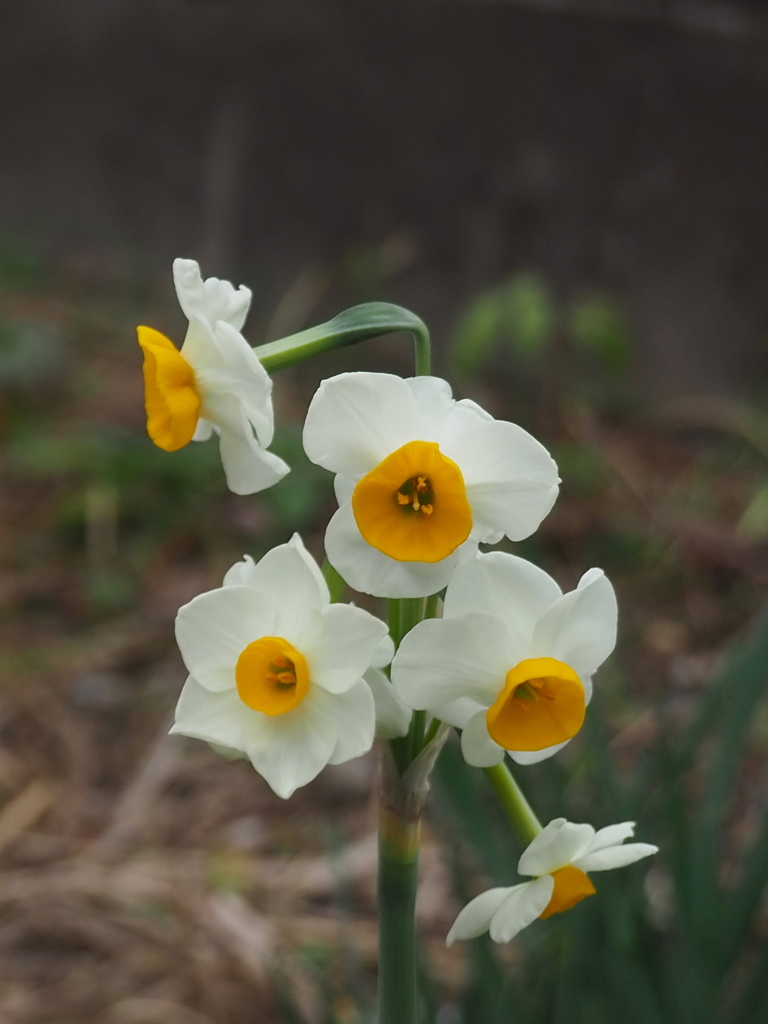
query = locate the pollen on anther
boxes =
[396,493,410,505]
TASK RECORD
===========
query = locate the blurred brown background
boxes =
[2,2,768,1023]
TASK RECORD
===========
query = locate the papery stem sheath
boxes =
[483,762,542,845]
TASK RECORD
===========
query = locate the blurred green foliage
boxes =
[450,273,632,414]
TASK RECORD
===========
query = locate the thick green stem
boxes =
[253,302,431,375]
[483,762,542,845]
[378,804,420,1024]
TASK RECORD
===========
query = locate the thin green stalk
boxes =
[378,807,420,1024]
[253,302,431,376]
[321,558,346,602]
[483,762,542,845]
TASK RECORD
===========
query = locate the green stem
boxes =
[321,558,346,603]
[253,302,431,376]
[378,805,420,1024]
[483,762,543,845]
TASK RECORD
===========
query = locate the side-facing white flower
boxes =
[302,372,559,598]
[171,534,387,798]
[391,551,617,766]
[447,817,657,946]
[137,257,289,494]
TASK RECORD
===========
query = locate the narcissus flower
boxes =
[391,551,617,765]
[302,373,560,598]
[137,258,289,494]
[447,817,657,946]
[171,534,388,798]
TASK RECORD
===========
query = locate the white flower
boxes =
[171,534,388,798]
[137,258,289,494]
[302,372,559,598]
[447,817,657,946]
[391,551,617,766]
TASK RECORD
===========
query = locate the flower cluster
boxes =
[137,260,657,953]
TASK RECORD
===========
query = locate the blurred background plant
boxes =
[3,0,768,1020]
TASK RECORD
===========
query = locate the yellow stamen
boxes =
[235,636,310,716]
[486,657,585,751]
[137,326,201,452]
[539,865,595,919]
[351,440,472,563]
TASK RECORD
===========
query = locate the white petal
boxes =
[333,474,356,506]
[443,551,562,650]
[365,667,411,738]
[173,257,251,332]
[489,876,554,943]
[240,535,330,646]
[192,418,214,441]
[308,604,388,694]
[173,258,208,323]
[517,819,595,877]
[222,554,257,588]
[372,633,395,669]
[584,821,637,852]
[203,276,252,332]
[433,697,485,729]
[313,679,376,764]
[175,586,276,691]
[392,614,513,710]
[170,674,249,750]
[441,420,559,541]
[324,501,464,598]
[446,887,516,946]
[207,322,274,446]
[244,698,337,799]
[509,739,571,766]
[461,710,505,767]
[573,842,658,873]
[532,570,617,677]
[303,372,421,477]
[217,422,290,496]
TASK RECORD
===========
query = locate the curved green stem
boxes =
[483,762,542,845]
[253,302,431,376]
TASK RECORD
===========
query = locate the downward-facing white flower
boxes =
[137,258,289,494]
[391,551,617,766]
[447,817,657,946]
[171,534,388,798]
[302,372,559,598]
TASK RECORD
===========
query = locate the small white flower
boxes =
[137,258,289,494]
[447,817,657,946]
[391,551,617,766]
[171,534,388,798]
[302,372,559,598]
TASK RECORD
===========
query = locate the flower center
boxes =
[539,865,596,919]
[351,440,472,563]
[137,326,201,452]
[485,656,586,751]
[235,636,310,716]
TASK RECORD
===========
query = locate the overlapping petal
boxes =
[392,614,514,709]
[171,537,386,798]
[302,371,560,598]
[175,585,276,691]
[448,816,657,946]
[138,258,289,495]
[532,569,618,677]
